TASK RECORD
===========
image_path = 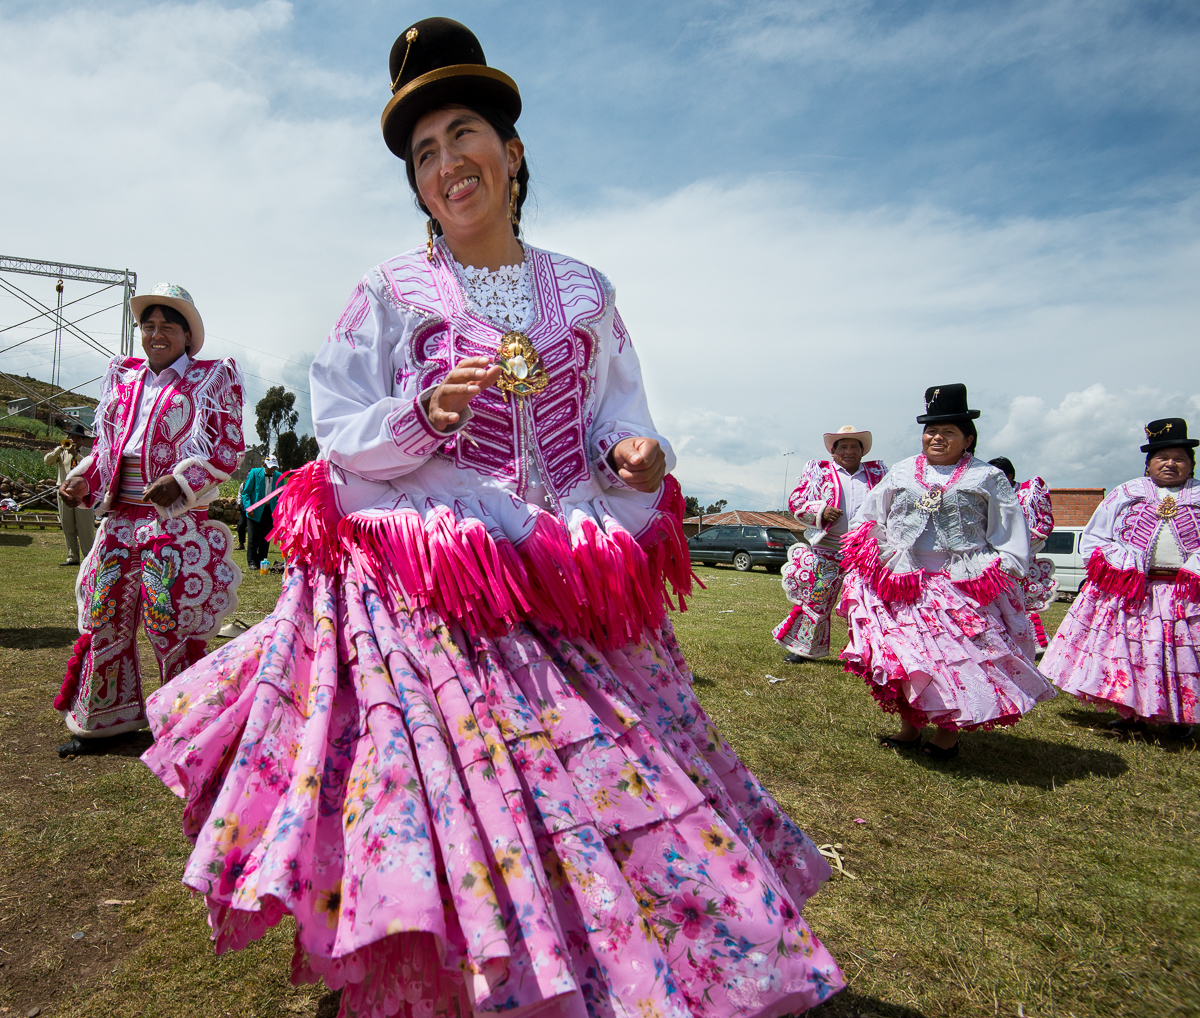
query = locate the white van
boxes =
[1040,526,1088,596]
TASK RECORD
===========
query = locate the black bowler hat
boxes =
[380,18,521,159]
[1140,418,1198,453]
[915,383,982,425]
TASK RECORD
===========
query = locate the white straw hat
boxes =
[823,425,872,456]
[129,282,205,356]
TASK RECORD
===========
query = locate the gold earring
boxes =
[426,218,438,262]
[509,178,520,226]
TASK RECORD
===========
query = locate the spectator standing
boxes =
[235,477,247,550]
[241,453,281,569]
[44,435,95,565]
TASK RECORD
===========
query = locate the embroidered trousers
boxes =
[773,541,843,658]
[62,503,241,738]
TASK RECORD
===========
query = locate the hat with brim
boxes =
[915,383,981,425]
[1141,417,1199,454]
[129,282,205,356]
[823,425,872,456]
[381,18,521,160]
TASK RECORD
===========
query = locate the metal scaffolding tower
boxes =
[0,254,137,356]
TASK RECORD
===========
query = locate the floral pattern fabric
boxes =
[839,569,1055,731]
[1041,579,1200,724]
[142,559,844,1018]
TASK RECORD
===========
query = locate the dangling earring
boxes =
[508,179,520,227]
[426,218,438,263]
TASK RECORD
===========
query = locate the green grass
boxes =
[0,540,1196,1017]
[0,416,68,442]
[0,447,58,482]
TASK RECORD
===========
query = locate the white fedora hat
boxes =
[130,282,205,356]
[823,424,872,456]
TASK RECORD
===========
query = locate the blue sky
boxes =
[1,1,1197,507]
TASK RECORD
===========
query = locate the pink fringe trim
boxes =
[277,467,693,649]
[1030,612,1048,648]
[841,522,1013,607]
[1086,548,1146,606]
[1175,569,1200,604]
[54,632,92,711]
[840,521,923,604]
[953,560,1014,607]
[268,460,343,573]
[773,606,803,642]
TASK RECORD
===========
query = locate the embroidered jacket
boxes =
[289,240,690,648]
[1016,477,1054,550]
[788,459,887,547]
[841,453,1029,605]
[68,356,246,516]
[1079,478,1200,603]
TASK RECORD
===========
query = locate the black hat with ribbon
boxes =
[915,383,982,424]
[381,18,521,159]
[1141,418,1198,453]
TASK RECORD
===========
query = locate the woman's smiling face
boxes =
[410,106,523,244]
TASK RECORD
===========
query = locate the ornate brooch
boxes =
[918,485,944,513]
[494,331,550,403]
[1158,494,1178,520]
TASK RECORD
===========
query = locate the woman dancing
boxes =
[1041,418,1198,738]
[839,384,1055,759]
[140,18,843,1018]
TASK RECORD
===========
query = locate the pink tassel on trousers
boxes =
[53,631,92,710]
[1029,612,1048,648]
[1175,568,1200,605]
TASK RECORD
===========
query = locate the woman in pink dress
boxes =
[139,18,843,1018]
[1041,418,1198,739]
[839,384,1056,760]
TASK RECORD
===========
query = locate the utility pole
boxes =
[52,279,64,389]
[781,451,795,508]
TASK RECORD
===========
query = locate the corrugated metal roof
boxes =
[681,510,803,531]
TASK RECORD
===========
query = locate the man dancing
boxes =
[774,425,887,661]
[54,283,245,756]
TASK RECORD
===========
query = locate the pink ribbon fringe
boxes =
[1085,548,1146,606]
[54,631,92,711]
[840,522,924,604]
[269,462,693,649]
[840,521,1013,607]
[1173,568,1200,605]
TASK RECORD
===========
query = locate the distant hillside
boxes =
[0,373,100,411]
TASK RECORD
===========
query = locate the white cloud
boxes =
[2,2,1197,507]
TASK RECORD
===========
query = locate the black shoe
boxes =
[784,652,824,663]
[60,560,80,567]
[880,734,922,751]
[1107,717,1147,735]
[1167,724,1195,740]
[57,737,95,758]
[922,740,960,761]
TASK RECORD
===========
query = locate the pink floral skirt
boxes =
[142,559,844,1018]
[839,570,1054,731]
[1041,579,1200,723]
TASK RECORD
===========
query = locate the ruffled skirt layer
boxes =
[839,570,1054,731]
[1041,579,1200,724]
[142,559,844,1018]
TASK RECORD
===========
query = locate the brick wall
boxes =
[1049,488,1106,527]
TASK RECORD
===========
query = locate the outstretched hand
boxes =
[821,505,844,525]
[608,436,667,493]
[426,356,504,433]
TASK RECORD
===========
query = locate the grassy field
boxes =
[0,531,1196,1017]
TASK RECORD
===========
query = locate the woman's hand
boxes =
[426,356,503,433]
[143,476,183,508]
[59,477,88,508]
[608,437,667,493]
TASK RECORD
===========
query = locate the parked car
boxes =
[688,525,799,572]
[1039,526,1088,595]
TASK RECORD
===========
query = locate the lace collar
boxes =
[451,250,535,333]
